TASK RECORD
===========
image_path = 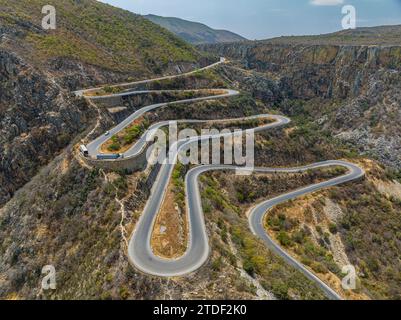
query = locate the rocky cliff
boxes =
[200,30,401,168]
[0,0,210,207]
[0,49,93,206]
[201,41,401,99]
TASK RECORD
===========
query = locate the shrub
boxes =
[271,281,290,300]
[107,143,121,152]
[277,231,293,247]
[119,286,130,300]
[292,230,306,244]
[328,223,338,234]
[311,262,327,274]
[103,86,121,94]
[243,259,256,276]
[211,257,223,271]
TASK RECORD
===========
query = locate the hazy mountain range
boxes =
[144,14,246,45]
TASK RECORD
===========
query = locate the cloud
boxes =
[310,0,344,5]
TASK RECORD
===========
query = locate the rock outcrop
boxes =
[201,40,401,168]
[0,50,93,206]
[0,0,211,206]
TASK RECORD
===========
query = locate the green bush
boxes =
[311,262,327,274]
[103,86,122,94]
[211,257,223,271]
[292,230,306,244]
[271,281,290,300]
[328,223,338,234]
[107,142,121,152]
[243,259,256,276]
[277,231,293,247]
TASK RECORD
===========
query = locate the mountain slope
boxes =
[144,14,246,45]
[0,0,207,207]
[200,25,401,168]
[0,0,204,86]
[198,25,401,299]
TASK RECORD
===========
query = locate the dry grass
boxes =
[151,182,188,259]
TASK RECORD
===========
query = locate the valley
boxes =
[0,0,400,301]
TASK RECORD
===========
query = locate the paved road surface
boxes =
[128,115,291,277]
[85,89,239,158]
[79,59,365,300]
[74,60,225,97]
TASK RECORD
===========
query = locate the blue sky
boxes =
[100,0,401,39]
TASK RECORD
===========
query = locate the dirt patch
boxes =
[328,233,350,267]
[323,198,344,223]
[318,271,370,300]
[108,106,128,114]
[373,179,401,200]
[59,157,70,175]
[151,183,188,259]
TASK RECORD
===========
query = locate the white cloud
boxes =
[310,0,344,6]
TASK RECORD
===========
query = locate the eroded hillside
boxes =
[0,94,330,300]
[0,0,205,88]
[1,2,400,301]
[200,27,401,169]
[0,0,209,207]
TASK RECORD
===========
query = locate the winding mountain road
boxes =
[77,59,364,300]
[85,88,239,158]
[74,59,225,98]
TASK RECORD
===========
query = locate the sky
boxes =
[100,0,401,40]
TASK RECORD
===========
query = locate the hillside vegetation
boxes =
[0,0,201,76]
[0,0,210,207]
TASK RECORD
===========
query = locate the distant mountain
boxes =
[263,25,401,46]
[144,14,246,45]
